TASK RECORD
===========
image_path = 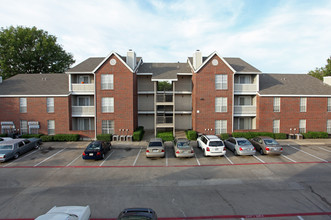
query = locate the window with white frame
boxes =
[300,97,307,112]
[215,75,227,90]
[273,120,280,133]
[328,98,331,112]
[102,120,114,134]
[77,118,93,130]
[20,120,28,135]
[299,119,306,133]
[78,75,90,84]
[20,98,27,113]
[47,120,55,135]
[47,97,54,113]
[327,120,331,134]
[273,97,280,112]
[101,74,114,90]
[238,75,252,84]
[102,97,114,113]
[215,97,227,112]
[215,120,227,134]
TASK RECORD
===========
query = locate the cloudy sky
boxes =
[0,0,330,73]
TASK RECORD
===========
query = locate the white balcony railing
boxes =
[234,106,256,115]
[71,84,94,93]
[234,84,257,93]
[72,106,95,116]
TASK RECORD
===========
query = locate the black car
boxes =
[117,208,157,220]
[82,141,111,160]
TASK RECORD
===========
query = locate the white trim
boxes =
[65,72,94,74]
[235,72,261,74]
[151,78,178,81]
[136,72,153,76]
[0,94,70,97]
[258,92,331,97]
[92,51,134,73]
[195,51,236,73]
[138,91,154,94]
[177,73,192,75]
[138,111,154,114]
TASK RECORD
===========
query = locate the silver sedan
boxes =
[146,138,165,158]
[173,138,194,158]
[224,137,256,156]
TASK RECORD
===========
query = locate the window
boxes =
[299,119,306,133]
[101,74,114,90]
[273,120,280,133]
[300,97,307,112]
[215,97,227,112]
[47,120,55,135]
[78,75,89,84]
[215,120,227,134]
[238,96,252,106]
[20,120,28,135]
[328,98,331,112]
[102,120,114,134]
[238,75,252,84]
[47,98,54,113]
[102,97,114,113]
[20,98,27,113]
[234,118,252,130]
[327,120,331,134]
[215,75,227,90]
[77,96,90,106]
[77,118,93,130]
[273,97,280,112]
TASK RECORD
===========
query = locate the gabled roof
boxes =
[138,62,192,81]
[258,74,331,96]
[0,74,69,96]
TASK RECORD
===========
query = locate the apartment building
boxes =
[1,50,331,139]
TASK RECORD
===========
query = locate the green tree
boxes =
[308,56,331,80]
[0,26,75,79]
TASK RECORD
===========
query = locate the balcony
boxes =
[234,106,256,116]
[156,93,174,105]
[234,84,257,94]
[71,83,94,94]
[72,106,95,117]
[156,116,174,128]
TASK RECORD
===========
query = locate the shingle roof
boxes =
[0,74,69,96]
[259,74,331,96]
[138,63,192,80]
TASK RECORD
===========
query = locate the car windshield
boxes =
[86,143,101,150]
[120,216,152,220]
[209,141,223,146]
[177,141,190,149]
[264,139,279,145]
[149,142,162,147]
[237,140,251,146]
[0,145,13,150]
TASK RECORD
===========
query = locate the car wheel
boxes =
[197,142,200,149]
[34,143,40,149]
[260,148,264,155]
[234,150,238,156]
[203,149,208,157]
[101,153,105,159]
[14,152,20,159]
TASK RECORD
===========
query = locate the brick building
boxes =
[1,50,331,139]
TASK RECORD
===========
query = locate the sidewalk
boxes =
[278,138,331,146]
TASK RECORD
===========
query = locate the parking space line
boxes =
[194,154,201,166]
[34,148,66,167]
[99,151,115,167]
[132,147,142,166]
[166,151,168,166]
[281,154,297,163]
[253,155,265,163]
[289,145,328,162]
[66,154,82,167]
[319,146,331,153]
[2,149,40,167]
[297,216,304,220]
[224,154,234,164]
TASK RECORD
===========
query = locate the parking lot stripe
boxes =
[253,155,265,163]
[297,216,304,220]
[132,147,142,166]
[66,154,82,167]
[166,150,168,166]
[194,154,201,166]
[99,151,115,167]
[34,148,66,167]
[224,154,234,164]
[2,149,40,167]
[281,154,297,163]
[289,145,328,162]
[318,146,331,153]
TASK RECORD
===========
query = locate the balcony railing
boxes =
[234,106,256,115]
[156,94,173,103]
[71,83,94,93]
[234,84,257,93]
[72,106,95,116]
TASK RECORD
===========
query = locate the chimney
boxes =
[126,49,137,70]
[193,50,202,70]
[323,76,331,86]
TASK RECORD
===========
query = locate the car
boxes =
[250,136,283,155]
[35,205,91,220]
[173,138,194,158]
[0,137,13,142]
[197,135,226,157]
[0,138,41,162]
[82,141,111,160]
[146,138,165,158]
[117,208,157,220]
[224,137,256,156]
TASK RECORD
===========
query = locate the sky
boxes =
[0,0,330,73]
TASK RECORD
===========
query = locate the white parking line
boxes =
[224,154,234,164]
[297,216,304,220]
[194,154,201,166]
[34,148,66,167]
[318,146,331,153]
[253,155,265,163]
[99,151,115,167]
[281,154,297,163]
[3,148,40,167]
[66,154,82,167]
[166,150,168,166]
[289,145,328,162]
[132,147,142,166]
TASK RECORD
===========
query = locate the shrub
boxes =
[53,134,80,141]
[232,132,287,140]
[41,135,54,142]
[302,131,329,139]
[157,131,174,142]
[274,133,287,139]
[0,134,8,137]
[133,126,145,141]
[186,130,197,140]
[97,134,112,142]
[21,134,43,138]
[220,133,230,140]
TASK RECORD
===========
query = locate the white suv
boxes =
[197,135,226,157]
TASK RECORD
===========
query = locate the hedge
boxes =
[302,131,328,139]
[185,130,197,140]
[231,132,287,139]
[97,134,112,142]
[157,131,174,141]
[0,134,7,137]
[53,134,80,141]
[21,134,43,138]
[133,126,145,141]
[41,135,54,142]
[220,133,230,140]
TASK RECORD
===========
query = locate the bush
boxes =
[21,134,43,138]
[133,127,145,141]
[0,134,7,137]
[220,133,230,140]
[157,131,174,142]
[274,133,287,139]
[302,131,329,139]
[186,130,197,140]
[232,132,287,140]
[53,134,80,141]
[41,135,54,142]
[97,134,112,142]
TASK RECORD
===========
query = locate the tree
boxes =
[308,57,331,80]
[0,26,75,79]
